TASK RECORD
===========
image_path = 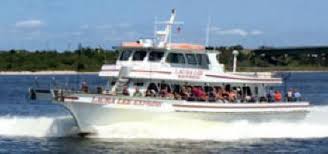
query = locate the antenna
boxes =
[154,16,157,40]
[205,16,211,47]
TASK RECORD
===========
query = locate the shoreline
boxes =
[0,71,98,75]
[0,70,328,75]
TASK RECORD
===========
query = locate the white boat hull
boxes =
[57,94,310,134]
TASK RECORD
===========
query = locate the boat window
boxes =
[132,50,147,61]
[149,51,164,62]
[166,53,186,64]
[134,82,144,87]
[186,54,197,65]
[196,54,210,65]
[119,50,132,61]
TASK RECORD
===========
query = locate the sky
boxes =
[0,0,328,51]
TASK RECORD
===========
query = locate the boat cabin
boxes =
[115,46,224,72]
[97,9,284,103]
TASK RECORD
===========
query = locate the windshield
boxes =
[119,50,132,61]
[149,51,164,62]
[132,50,147,61]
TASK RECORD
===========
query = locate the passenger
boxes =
[245,95,252,102]
[222,89,230,102]
[274,90,282,102]
[287,88,293,102]
[160,86,174,99]
[294,89,302,101]
[191,86,206,101]
[145,89,156,97]
[259,96,267,102]
[166,91,175,99]
[160,86,169,97]
[197,87,208,101]
[96,86,102,94]
[187,86,196,101]
[122,86,130,96]
[215,87,225,102]
[180,86,190,100]
[174,92,182,100]
[133,87,142,97]
[145,89,152,97]
[208,88,217,102]
[191,86,199,100]
[81,81,89,93]
[229,90,237,102]
[266,88,274,102]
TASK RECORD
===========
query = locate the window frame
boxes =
[149,51,165,62]
[166,52,186,64]
[185,53,198,65]
[119,50,133,61]
[132,50,147,61]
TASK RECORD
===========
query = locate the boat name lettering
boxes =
[92,97,161,107]
[175,69,203,79]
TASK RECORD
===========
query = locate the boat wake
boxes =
[0,106,328,140]
[0,116,78,137]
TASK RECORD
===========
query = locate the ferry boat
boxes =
[29,9,310,135]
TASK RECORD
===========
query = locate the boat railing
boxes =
[49,85,307,104]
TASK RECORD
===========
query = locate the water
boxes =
[0,72,328,153]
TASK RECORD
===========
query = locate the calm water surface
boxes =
[0,72,328,153]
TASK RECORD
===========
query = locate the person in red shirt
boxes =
[274,90,282,102]
[192,86,207,101]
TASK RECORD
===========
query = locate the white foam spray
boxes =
[0,116,78,137]
[0,106,328,140]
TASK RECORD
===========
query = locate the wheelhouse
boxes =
[116,47,212,70]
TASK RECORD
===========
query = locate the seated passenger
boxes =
[96,86,102,94]
[294,89,302,101]
[193,87,207,101]
[145,89,152,97]
[133,87,142,97]
[274,90,282,102]
[267,88,275,102]
[122,86,130,96]
[81,81,89,93]
[215,87,224,102]
[245,95,252,102]
[160,86,169,97]
[180,86,190,100]
[222,89,230,101]
[208,88,217,102]
[174,92,182,100]
[160,86,175,99]
[165,91,175,99]
[228,90,237,102]
[287,88,293,102]
[145,89,156,97]
[259,96,267,102]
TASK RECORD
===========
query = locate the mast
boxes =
[156,9,177,48]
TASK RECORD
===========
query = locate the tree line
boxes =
[0,45,327,72]
[0,47,117,72]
